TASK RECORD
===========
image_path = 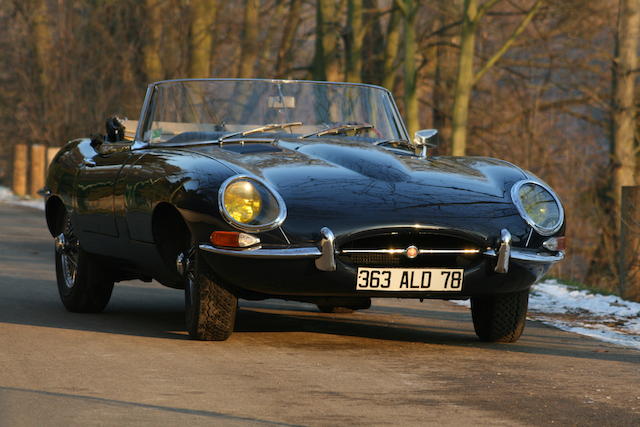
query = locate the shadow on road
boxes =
[0,386,300,426]
[0,275,637,363]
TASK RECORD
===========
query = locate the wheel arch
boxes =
[151,202,191,276]
[45,196,66,237]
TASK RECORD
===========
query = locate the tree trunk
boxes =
[143,0,164,82]
[450,0,478,156]
[399,0,419,137]
[612,0,640,225]
[275,0,302,78]
[313,0,341,81]
[238,0,259,78]
[189,0,218,78]
[346,0,364,82]
[361,0,384,85]
[32,0,51,105]
[382,4,401,91]
[620,186,640,301]
[432,6,454,148]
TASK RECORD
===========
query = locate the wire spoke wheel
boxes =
[57,216,80,289]
[54,211,114,313]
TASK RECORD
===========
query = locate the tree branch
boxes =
[473,0,544,85]
[476,0,503,21]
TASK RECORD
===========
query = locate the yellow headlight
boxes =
[223,180,262,223]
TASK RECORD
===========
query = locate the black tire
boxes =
[184,246,237,341]
[55,214,114,313]
[317,305,354,314]
[471,290,529,343]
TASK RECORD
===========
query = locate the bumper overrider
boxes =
[199,227,563,291]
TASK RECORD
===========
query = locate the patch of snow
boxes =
[529,279,640,350]
[0,186,45,211]
[452,279,640,350]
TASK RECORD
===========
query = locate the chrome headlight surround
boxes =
[511,179,564,236]
[218,175,287,233]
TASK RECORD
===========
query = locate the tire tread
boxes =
[471,290,529,343]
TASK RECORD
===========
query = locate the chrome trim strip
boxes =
[199,243,564,264]
[199,244,321,259]
[315,227,336,271]
[151,78,395,96]
[136,84,156,141]
[340,248,481,255]
[484,248,564,263]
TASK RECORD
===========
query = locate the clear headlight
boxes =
[218,175,286,232]
[511,180,564,236]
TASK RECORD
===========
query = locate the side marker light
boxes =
[210,231,260,248]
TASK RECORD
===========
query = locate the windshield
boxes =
[140,79,407,144]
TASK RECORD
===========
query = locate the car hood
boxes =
[188,138,529,244]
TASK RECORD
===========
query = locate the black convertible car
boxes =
[44,79,565,342]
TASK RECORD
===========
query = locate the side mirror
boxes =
[413,129,439,158]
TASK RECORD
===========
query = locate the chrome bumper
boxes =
[199,227,564,273]
[483,248,564,263]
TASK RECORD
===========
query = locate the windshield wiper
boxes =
[218,122,303,142]
[373,139,413,150]
[300,123,374,139]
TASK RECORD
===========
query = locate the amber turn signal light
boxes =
[210,231,260,248]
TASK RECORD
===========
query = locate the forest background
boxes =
[0,0,639,298]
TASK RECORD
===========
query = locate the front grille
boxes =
[347,253,402,266]
[337,231,483,269]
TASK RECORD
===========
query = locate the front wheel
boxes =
[470,290,529,343]
[54,214,114,313]
[184,246,237,341]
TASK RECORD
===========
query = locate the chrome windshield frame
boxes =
[136,78,410,144]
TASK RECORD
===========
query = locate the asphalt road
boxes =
[0,203,639,426]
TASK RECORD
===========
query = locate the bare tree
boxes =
[611,0,640,222]
[612,0,640,296]
[450,0,543,156]
[396,0,419,136]
[345,0,365,82]
[313,0,342,81]
[238,0,260,78]
[189,0,218,78]
[275,0,302,78]
[382,3,402,91]
[143,0,165,82]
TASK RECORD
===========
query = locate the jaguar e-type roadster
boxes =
[44,78,565,342]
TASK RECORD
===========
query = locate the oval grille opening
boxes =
[338,232,482,268]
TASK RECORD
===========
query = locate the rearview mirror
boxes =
[268,96,296,109]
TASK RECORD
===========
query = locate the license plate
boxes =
[356,267,463,292]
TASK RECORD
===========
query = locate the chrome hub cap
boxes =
[176,252,186,276]
[57,218,79,289]
[183,247,196,302]
[54,233,66,253]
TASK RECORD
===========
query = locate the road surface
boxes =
[0,203,638,426]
